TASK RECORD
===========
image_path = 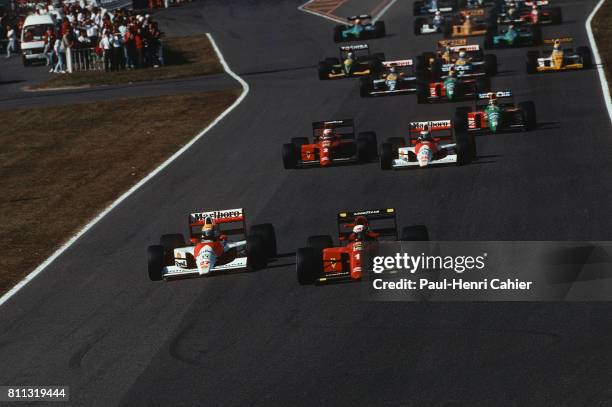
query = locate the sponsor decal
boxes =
[410,120,452,129]
[477,90,512,99]
[352,209,382,216]
[175,259,188,268]
[191,209,243,223]
[340,44,369,50]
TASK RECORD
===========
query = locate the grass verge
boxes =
[30,35,223,90]
[0,89,240,294]
[592,0,611,94]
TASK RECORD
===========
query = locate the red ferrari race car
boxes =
[454,90,537,134]
[147,208,277,281]
[379,120,476,170]
[493,1,562,26]
[417,67,490,103]
[282,119,377,168]
[296,208,429,285]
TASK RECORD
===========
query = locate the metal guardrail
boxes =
[66,46,104,72]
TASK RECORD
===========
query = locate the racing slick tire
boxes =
[360,77,373,97]
[297,247,321,285]
[307,235,333,258]
[526,51,539,74]
[413,1,424,16]
[379,143,394,170]
[551,7,562,25]
[531,26,542,45]
[456,136,474,165]
[246,235,267,271]
[416,82,429,104]
[357,131,378,161]
[282,143,298,169]
[249,224,277,258]
[400,225,429,241]
[318,61,330,80]
[475,76,491,92]
[519,101,537,131]
[160,233,185,265]
[484,33,494,49]
[454,106,471,133]
[414,18,425,35]
[291,137,308,151]
[333,25,344,42]
[147,245,165,281]
[577,46,593,69]
[386,136,405,152]
[374,21,386,38]
[431,58,444,81]
[484,54,498,76]
[442,22,452,38]
[415,55,429,80]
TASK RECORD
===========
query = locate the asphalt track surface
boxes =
[1,0,612,405]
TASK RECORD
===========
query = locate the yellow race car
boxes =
[526,38,592,74]
[443,9,490,38]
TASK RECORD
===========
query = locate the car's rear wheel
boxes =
[456,136,475,165]
[400,225,429,241]
[333,25,343,42]
[147,245,165,281]
[531,26,542,45]
[431,58,444,81]
[282,143,298,169]
[526,51,539,74]
[318,61,330,80]
[476,76,491,92]
[249,224,277,258]
[247,235,267,270]
[379,143,394,170]
[484,54,497,76]
[414,18,425,35]
[454,106,471,134]
[416,82,429,104]
[307,235,333,258]
[297,247,321,285]
[374,21,386,37]
[519,101,537,131]
[360,77,372,97]
[357,131,378,162]
[577,46,592,69]
[160,234,185,265]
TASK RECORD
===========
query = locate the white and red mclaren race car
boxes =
[147,208,277,281]
[379,120,476,170]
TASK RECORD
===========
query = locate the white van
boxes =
[20,14,56,66]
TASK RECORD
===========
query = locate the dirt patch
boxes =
[29,35,223,90]
[592,0,611,94]
[0,90,240,294]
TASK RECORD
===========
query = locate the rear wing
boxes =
[348,14,371,21]
[382,59,413,67]
[337,208,398,241]
[408,120,453,143]
[524,0,549,6]
[477,90,513,99]
[460,8,485,16]
[188,208,246,240]
[340,44,369,51]
[543,37,573,44]
[312,119,355,139]
[441,63,473,72]
[438,38,467,48]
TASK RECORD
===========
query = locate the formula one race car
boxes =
[360,59,418,97]
[417,38,497,80]
[414,11,447,35]
[454,90,536,134]
[333,15,386,42]
[379,120,476,169]
[526,38,592,74]
[318,44,385,80]
[443,9,490,38]
[484,23,541,48]
[296,208,429,285]
[414,0,458,16]
[147,208,277,281]
[492,1,562,26]
[282,119,377,168]
[417,71,490,103]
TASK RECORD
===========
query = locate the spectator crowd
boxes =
[2,1,165,74]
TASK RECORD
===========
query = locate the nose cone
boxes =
[417,146,432,167]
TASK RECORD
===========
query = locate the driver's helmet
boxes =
[389,66,396,73]
[434,10,441,17]
[418,125,432,142]
[352,224,367,241]
[458,50,466,59]
[321,128,334,140]
[553,39,561,50]
[488,93,498,106]
[465,14,471,20]
[354,18,361,25]
[347,51,354,60]
[532,4,538,10]
[448,67,456,77]
[508,24,515,31]
[201,216,217,240]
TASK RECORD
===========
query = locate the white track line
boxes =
[586,0,612,125]
[0,33,249,308]
[372,0,398,22]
